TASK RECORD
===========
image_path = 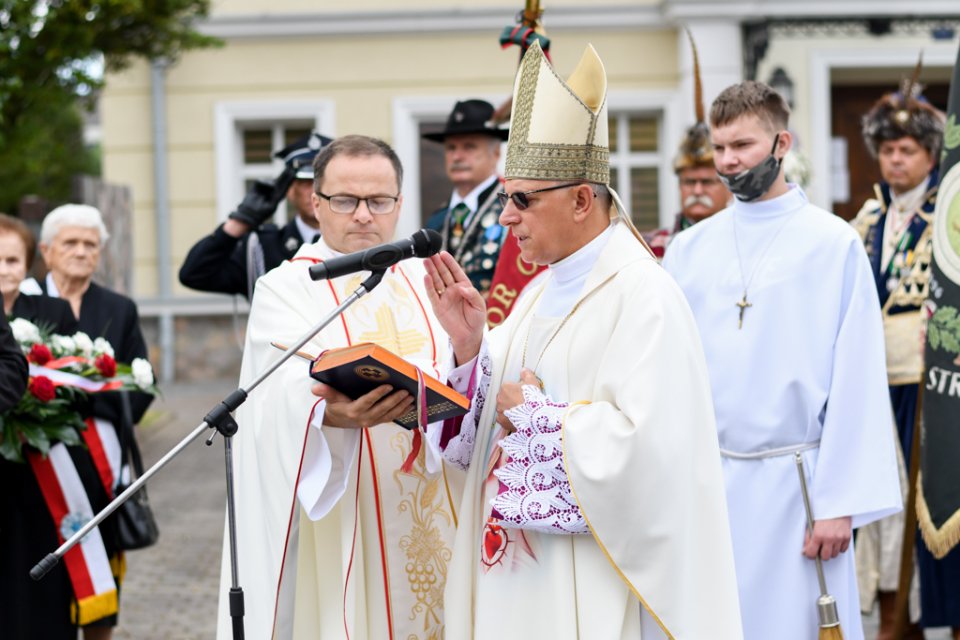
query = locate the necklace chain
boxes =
[520,274,616,374]
[731,209,799,328]
[521,296,588,374]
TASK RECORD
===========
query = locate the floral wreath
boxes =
[0,318,157,463]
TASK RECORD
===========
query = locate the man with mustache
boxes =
[424,100,509,294]
[644,120,730,260]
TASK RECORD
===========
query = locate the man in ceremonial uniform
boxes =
[424,100,509,294]
[179,131,331,299]
[663,81,902,640]
[645,121,730,259]
[217,135,459,639]
[644,37,729,259]
[852,80,960,638]
[423,41,742,640]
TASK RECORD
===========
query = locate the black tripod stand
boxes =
[31,270,386,640]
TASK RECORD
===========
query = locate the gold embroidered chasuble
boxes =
[216,240,460,640]
[442,223,743,639]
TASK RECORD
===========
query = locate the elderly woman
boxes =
[38,204,153,420]
[0,212,118,639]
[36,204,154,640]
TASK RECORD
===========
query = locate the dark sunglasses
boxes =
[496,182,585,211]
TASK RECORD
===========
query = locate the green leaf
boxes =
[0,423,23,463]
[19,424,51,454]
[45,426,82,447]
[942,331,960,354]
[934,306,958,324]
[949,316,960,334]
[929,324,942,350]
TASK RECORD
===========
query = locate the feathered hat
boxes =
[862,53,946,159]
[673,29,714,174]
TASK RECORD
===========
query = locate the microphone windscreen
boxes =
[412,229,443,257]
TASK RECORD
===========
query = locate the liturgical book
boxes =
[308,342,469,430]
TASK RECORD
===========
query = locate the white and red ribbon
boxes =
[28,363,123,393]
[27,429,119,624]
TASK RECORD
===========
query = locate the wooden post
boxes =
[892,383,924,638]
[73,175,133,296]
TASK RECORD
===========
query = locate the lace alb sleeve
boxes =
[492,384,589,534]
[440,341,493,470]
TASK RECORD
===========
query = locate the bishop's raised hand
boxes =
[424,251,485,365]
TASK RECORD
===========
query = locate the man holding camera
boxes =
[179,132,332,299]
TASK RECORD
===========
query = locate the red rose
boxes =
[95,354,117,378]
[28,343,53,365]
[29,376,56,403]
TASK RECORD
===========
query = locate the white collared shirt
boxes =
[447,173,499,227]
[881,177,930,269]
[294,215,320,245]
[538,223,616,317]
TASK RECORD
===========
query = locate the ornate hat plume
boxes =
[674,28,714,173]
[862,52,946,158]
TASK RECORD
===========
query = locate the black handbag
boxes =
[114,391,159,551]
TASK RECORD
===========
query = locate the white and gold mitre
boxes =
[505,41,610,184]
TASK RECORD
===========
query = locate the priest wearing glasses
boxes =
[662,80,902,640]
[218,135,459,639]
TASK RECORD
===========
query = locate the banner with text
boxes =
[920,43,960,559]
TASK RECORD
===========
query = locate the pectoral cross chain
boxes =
[736,292,753,330]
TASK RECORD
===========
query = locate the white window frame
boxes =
[213,100,336,223]
[393,91,680,236]
[607,91,681,228]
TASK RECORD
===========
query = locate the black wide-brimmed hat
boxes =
[422,99,510,143]
[274,131,334,179]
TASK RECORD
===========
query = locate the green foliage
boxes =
[0,0,220,213]
[0,88,98,213]
[0,388,88,463]
[929,306,960,355]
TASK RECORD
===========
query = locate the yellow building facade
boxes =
[100,0,959,380]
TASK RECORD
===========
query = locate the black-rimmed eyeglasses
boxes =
[496,182,587,211]
[316,192,399,215]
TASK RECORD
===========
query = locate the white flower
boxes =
[73,332,94,357]
[9,318,41,345]
[131,358,154,388]
[93,337,115,358]
[783,149,813,189]
[51,334,77,356]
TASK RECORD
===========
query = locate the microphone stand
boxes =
[31,269,388,640]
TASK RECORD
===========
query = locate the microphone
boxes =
[309,229,443,281]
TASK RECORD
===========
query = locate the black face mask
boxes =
[718,134,783,202]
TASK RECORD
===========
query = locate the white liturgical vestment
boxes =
[436,221,744,640]
[216,238,460,640]
[664,186,902,640]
